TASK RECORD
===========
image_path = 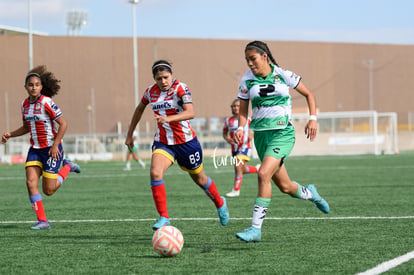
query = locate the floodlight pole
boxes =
[130,0,140,108]
[129,0,141,147]
[28,0,33,70]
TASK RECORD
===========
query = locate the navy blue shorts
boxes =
[26,144,64,178]
[231,147,252,161]
[152,138,203,174]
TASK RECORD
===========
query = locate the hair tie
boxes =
[152,63,172,71]
[25,73,41,84]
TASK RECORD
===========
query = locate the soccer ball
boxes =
[152,225,184,257]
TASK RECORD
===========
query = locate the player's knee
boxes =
[150,167,163,180]
[42,188,55,196]
[257,169,271,182]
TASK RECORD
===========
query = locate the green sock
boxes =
[254,197,271,207]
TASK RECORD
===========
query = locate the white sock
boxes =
[252,204,268,229]
[293,182,312,200]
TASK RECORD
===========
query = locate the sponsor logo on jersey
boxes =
[25,115,41,121]
[152,101,172,110]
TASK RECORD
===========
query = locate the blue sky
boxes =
[0,0,413,45]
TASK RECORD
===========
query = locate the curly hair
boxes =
[25,65,61,98]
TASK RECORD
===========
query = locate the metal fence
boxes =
[0,111,403,164]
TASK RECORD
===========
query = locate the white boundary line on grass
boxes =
[355,250,414,275]
[1,215,414,224]
[2,216,413,273]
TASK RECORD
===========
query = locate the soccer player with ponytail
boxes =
[1,65,81,230]
[125,60,229,230]
[234,41,330,242]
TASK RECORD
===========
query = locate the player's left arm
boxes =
[154,102,194,123]
[50,116,67,159]
[154,92,194,123]
[294,81,317,141]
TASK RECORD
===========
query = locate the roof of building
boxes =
[0,25,48,36]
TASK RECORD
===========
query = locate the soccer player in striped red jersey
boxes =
[223,99,259,197]
[125,60,229,230]
[1,65,81,230]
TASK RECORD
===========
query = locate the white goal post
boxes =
[291,111,398,156]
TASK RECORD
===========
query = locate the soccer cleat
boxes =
[236,226,261,243]
[138,159,146,169]
[307,184,330,214]
[255,164,261,170]
[123,167,131,171]
[63,158,81,173]
[225,189,240,197]
[31,220,51,230]
[152,217,171,230]
[217,196,230,226]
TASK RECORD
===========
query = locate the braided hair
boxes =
[25,65,61,98]
[245,40,279,66]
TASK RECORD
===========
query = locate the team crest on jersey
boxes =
[34,103,42,114]
[273,74,286,85]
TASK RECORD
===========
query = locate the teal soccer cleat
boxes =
[307,184,330,214]
[217,196,230,226]
[152,217,170,230]
[31,220,51,230]
[236,227,261,243]
[63,158,81,173]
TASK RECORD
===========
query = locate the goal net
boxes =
[291,111,398,156]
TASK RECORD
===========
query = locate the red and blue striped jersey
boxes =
[142,79,196,145]
[21,95,62,149]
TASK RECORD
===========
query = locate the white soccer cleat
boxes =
[255,164,261,170]
[226,189,240,197]
[138,159,146,169]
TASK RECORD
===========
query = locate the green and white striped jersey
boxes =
[238,64,301,131]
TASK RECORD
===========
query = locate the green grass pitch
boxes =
[1,153,414,274]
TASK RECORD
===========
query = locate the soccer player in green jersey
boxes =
[234,40,330,243]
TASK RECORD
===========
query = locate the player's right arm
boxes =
[222,119,233,145]
[234,99,248,145]
[125,101,147,150]
[1,122,30,144]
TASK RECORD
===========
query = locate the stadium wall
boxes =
[0,36,413,136]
